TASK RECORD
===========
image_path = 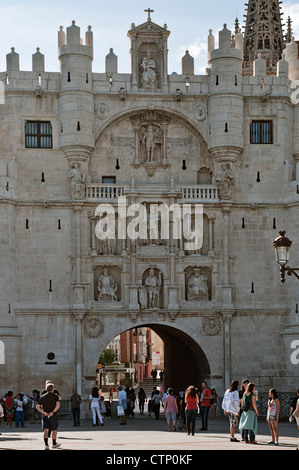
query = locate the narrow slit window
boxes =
[25,121,52,149]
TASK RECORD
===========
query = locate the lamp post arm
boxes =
[280,265,299,283]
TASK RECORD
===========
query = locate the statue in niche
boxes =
[144,268,162,309]
[99,237,116,255]
[216,163,235,200]
[97,267,118,301]
[139,124,163,164]
[141,124,158,162]
[68,162,85,200]
[141,51,157,89]
[187,268,209,301]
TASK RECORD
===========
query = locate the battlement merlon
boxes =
[208,25,243,62]
[58,22,93,61]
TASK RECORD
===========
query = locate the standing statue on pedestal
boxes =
[143,124,158,162]
[187,268,209,301]
[141,51,157,90]
[98,267,118,301]
[144,268,162,309]
[68,162,85,200]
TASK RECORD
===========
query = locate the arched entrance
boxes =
[149,324,210,391]
[96,323,210,393]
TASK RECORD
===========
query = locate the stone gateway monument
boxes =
[0,2,298,400]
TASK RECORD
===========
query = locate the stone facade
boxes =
[0,7,299,398]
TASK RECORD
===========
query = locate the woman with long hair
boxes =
[266,388,280,446]
[89,387,103,426]
[238,382,259,444]
[185,386,199,436]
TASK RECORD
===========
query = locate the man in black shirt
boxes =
[36,383,61,450]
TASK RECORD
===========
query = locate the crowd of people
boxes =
[0,379,298,450]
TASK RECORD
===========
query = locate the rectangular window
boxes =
[250,121,273,144]
[102,176,116,184]
[25,121,52,148]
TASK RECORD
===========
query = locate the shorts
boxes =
[42,414,59,432]
[165,411,176,422]
[227,412,239,427]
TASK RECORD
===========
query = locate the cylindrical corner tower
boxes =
[58,21,95,164]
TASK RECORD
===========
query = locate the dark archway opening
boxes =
[99,323,210,394]
[149,324,210,391]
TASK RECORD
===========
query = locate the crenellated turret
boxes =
[58,21,95,164]
[207,25,244,169]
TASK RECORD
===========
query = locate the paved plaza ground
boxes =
[0,414,297,452]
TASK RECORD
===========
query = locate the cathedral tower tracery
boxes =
[243,0,285,74]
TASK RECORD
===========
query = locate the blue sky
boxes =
[0,0,299,74]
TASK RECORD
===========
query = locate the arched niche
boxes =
[94,265,121,301]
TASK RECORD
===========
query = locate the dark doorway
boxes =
[149,324,210,391]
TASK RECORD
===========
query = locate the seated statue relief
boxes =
[187,268,209,301]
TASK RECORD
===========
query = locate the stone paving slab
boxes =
[0,417,297,452]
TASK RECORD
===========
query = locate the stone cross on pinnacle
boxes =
[144,8,154,21]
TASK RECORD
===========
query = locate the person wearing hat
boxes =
[118,386,127,425]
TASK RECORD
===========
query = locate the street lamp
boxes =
[273,231,299,282]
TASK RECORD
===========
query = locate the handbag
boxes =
[117,405,124,416]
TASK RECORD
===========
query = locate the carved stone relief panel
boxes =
[93,265,121,301]
[184,266,212,301]
[84,315,104,338]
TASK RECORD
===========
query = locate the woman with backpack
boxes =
[239,382,259,444]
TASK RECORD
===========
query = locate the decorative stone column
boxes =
[88,211,97,256]
[222,310,235,390]
[73,312,84,395]
[72,204,85,309]
[208,215,215,256]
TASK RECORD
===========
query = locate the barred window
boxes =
[250,121,273,144]
[25,121,52,149]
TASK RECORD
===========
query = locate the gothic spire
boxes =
[243,0,284,75]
